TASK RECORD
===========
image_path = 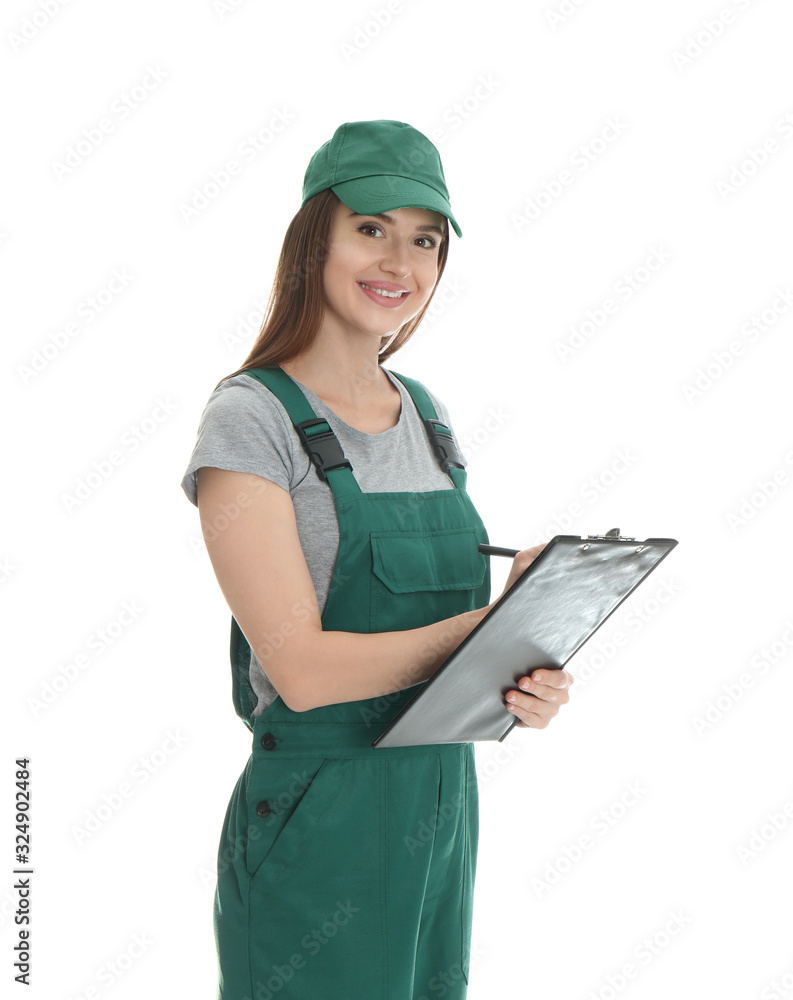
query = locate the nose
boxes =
[379,240,411,280]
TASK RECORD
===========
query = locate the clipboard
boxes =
[371,531,679,748]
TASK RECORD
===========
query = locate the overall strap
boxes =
[389,370,467,490]
[242,367,363,499]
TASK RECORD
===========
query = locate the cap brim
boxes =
[331,176,462,238]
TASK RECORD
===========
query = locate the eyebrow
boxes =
[347,210,445,236]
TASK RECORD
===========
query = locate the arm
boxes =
[196,466,500,713]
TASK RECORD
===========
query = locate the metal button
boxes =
[261,732,277,750]
[256,801,271,818]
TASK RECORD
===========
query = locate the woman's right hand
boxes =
[493,543,548,605]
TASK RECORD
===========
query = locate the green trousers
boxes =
[214,366,491,999]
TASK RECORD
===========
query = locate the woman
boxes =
[181,119,573,1000]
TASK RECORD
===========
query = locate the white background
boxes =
[3,0,793,997]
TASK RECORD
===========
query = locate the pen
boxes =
[478,544,519,558]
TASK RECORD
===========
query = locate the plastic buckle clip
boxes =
[424,418,464,473]
[294,418,352,482]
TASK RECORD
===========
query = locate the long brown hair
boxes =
[214,188,450,390]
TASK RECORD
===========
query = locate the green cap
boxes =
[300,119,462,238]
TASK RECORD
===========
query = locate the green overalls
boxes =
[214,366,492,1000]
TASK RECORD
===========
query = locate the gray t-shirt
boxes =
[181,368,467,717]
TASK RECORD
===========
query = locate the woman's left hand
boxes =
[505,668,574,728]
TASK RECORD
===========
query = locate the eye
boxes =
[415,235,438,249]
[357,224,384,237]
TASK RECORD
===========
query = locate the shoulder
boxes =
[200,373,290,421]
[181,374,301,505]
[191,373,303,447]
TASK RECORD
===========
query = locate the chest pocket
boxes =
[369,527,487,633]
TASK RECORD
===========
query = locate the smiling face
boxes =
[320,200,447,343]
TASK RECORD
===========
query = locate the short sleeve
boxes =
[180,375,296,507]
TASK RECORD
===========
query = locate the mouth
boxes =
[357,281,411,308]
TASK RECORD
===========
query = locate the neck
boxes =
[280,332,392,407]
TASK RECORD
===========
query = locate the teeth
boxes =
[360,283,406,298]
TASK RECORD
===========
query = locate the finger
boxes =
[530,669,573,690]
[516,543,547,567]
[510,678,569,710]
[506,693,554,729]
[507,669,573,728]
[505,685,560,716]
[513,676,562,701]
